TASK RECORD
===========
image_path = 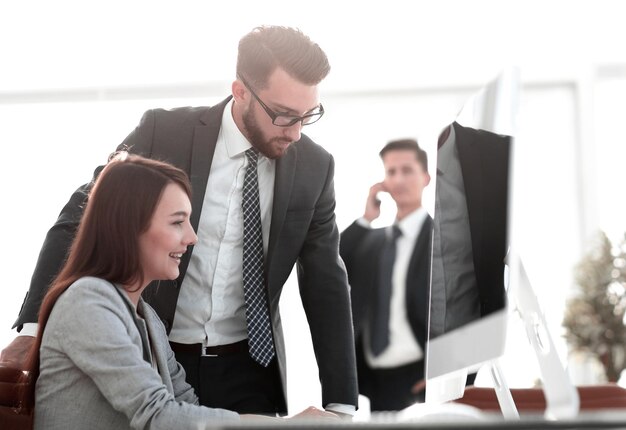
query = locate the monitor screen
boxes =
[425,68,518,403]
[424,69,579,419]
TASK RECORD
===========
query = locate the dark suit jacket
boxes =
[453,121,511,317]
[339,216,432,380]
[15,97,358,410]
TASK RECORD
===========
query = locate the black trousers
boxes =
[172,344,285,415]
[358,357,425,412]
[357,358,477,412]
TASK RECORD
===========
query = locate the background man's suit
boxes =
[14,97,358,411]
[340,215,432,409]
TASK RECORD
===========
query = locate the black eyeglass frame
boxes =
[239,76,324,127]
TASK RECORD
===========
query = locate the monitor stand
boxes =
[489,359,520,419]
[424,252,579,420]
[504,252,580,419]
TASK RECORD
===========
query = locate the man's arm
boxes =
[296,154,358,409]
[339,181,384,281]
[12,181,92,330]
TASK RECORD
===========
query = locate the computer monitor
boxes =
[425,68,579,419]
[425,67,515,402]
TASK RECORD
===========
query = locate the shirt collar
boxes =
[221,98,258,159]
[394,207,428,240]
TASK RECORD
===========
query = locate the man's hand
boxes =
[242,406,341,423]
[364,182,386,222]
[0,335,35,370]
[411,378,426,395]
[289,406,340,421]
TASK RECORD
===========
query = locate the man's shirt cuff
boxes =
[325,403,356,416]
[19,323,38,337]
[356,217,372,228]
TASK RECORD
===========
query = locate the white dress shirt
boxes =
[169,99,275,346]
[361,207,428,368]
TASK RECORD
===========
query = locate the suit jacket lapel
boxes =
[407,216,433,347]
[266,145,296,292]
[188,97,231,231]
[176,98,229,282]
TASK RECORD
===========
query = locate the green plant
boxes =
[563,231,626,382]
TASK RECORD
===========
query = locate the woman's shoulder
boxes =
[56,276,119,304]
[51,277,127,326]
[70,275,114,289]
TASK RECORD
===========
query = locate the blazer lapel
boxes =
[176,98,230,282]
[188,97,231,231]
[139,301,175,393]
[401,216,432,348]
[266,145,296,292]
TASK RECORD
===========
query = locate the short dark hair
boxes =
[379,138,428,172]
[237,25,330,89]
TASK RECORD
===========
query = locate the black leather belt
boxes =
[170,340,248,357]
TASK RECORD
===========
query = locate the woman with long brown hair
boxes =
[25,152,245,429]
[27,153,334,429]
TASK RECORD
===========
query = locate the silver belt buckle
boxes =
[201,346,217,357]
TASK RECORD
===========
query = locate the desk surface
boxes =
[220,420,626,430]
[217,410,626,430]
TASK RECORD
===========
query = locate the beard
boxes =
[242,104,293,160]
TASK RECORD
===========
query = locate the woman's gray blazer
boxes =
[34,276,239,430]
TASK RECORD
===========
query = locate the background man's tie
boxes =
[242,148,275,367]
[370,224,402,356]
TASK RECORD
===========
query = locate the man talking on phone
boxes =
[339,139,432,412]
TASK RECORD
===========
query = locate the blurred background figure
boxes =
[340,139,431,411]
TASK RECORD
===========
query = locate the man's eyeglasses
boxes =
[239,76,324,127]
